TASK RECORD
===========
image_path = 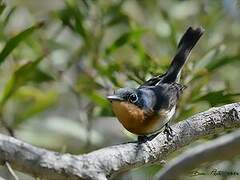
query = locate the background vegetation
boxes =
[0,0,240,179]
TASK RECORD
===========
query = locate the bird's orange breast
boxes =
[111,101,163,135]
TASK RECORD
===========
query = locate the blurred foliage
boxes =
[0,0,240,179]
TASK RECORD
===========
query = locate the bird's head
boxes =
[107,88,146,131]
[107,88,140,105]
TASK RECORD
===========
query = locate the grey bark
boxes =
[0,102,239,180]
[155,128,240,180]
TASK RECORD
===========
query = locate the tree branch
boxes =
[0,102,240,180]
[155,129,240,180]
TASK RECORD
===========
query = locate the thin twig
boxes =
[5,161,19,180]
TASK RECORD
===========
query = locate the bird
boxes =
[107,26,204,139]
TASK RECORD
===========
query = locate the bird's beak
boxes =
[107,95,124,101]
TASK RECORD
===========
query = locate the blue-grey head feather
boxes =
[108,87,157,111]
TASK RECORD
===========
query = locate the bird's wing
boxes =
[167,83,186,107]
[139,74,165,87]
[152,82,185,110]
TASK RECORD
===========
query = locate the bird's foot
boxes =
[163,123,174,141]
[137,132,160,143]
[137,135,149,143]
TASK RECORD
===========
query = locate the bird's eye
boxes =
[129,93,138,103]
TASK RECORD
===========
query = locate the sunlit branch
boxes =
[0,102,239,180]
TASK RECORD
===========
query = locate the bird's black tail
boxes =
[161,26,204,83]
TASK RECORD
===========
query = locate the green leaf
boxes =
[0,1,6,15]
[192,90,240,106]
[194,48,220,70]
[28,68,54,83]
[191,52,240,83]
[206,55,240,72]
[105,29,146,55]
[106,13,129,26]
[0,22,44,64]
[71,5,86,38]
[3,7,16,26]
[0,55,52,107]
[104,0,126,26]
[13,87,58,126]
[58,1,87,41]
[130,41,152,74]
[58,9,74,30]
[86,91,109,108]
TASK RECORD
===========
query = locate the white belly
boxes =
[150,106,176,134]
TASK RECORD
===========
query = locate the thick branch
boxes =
[0,102,240,180]
[155,129,240,180]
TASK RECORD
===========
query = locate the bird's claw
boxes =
[137,135,148,143]
[164,123,174,141]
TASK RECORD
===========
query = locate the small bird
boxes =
[107,27,204,138]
